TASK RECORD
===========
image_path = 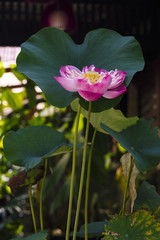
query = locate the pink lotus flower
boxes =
[54,65,127,101]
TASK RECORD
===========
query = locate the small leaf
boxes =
[3,125,72,170]
[103,210,160,240]
[134,181,160,212]
[101,118,160,172]
[11,230,48,240]
[120,153,139,213]
[76,221,110,238]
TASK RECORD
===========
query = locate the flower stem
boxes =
[40,158,48,231]
[29,184,37,233]
[120,156,132,216]
[85,129,97,240]
[73,101,92,240]
[65,105,81,240]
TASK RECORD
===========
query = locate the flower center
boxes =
[82,71,101,84]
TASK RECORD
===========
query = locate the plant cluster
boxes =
[2,27,160,240]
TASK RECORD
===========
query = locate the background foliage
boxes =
[0,26,160,239]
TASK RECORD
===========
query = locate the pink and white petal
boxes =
[78,90,102,101]
[88,64,95,71]
[54,76,78,92]
[108,69,127,89]
[77,75,111,94]
[82,65,95,73]
[82,66,90,73]
[94,68,108,74]
[101,74,112,87]
[103,85,127,99]
[60,65,82,79]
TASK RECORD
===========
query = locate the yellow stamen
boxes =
[81,71,101,84]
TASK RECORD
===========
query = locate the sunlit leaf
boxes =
[2,88,24,111]
[17,27,144,112]
[0,61,5,77]
[101,119,160,172]
[103,210,160,240]
[48,145,72,157]
[71,99,138,133]
[3,125,72,170]
[0,116,19,137]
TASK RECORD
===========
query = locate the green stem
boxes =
[120,156,133,216]
[73,101,92,240]
[29,184,37,233]
[85,129,97,240]
[40,158,48,231]
[65,105,81,240]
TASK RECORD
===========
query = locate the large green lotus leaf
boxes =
[11,231,48,240]
[101,119,160,172]
[10,64,27,81]
[134,181,160,212]
[71,99,138,133]
[3,125,72,170]
[17,27,144,112]
[103,210,160,240]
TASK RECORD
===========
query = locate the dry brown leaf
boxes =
[120,153,139,213]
